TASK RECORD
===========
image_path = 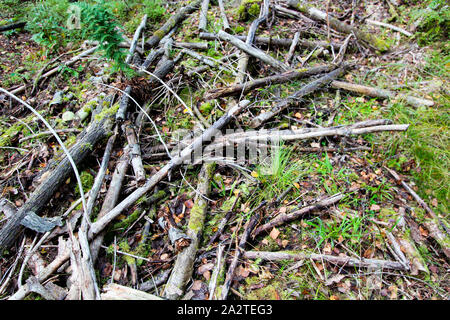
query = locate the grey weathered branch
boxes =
[243,251,407,270]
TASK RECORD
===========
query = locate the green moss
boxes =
[113,208,142,230]
[0,114,35,147]
[94,102,120,122]
[248,3,260,17]
[75,171,94,196]
[235,0,262,21]
[199,101,214,114]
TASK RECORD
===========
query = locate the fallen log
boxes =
[236,0,270,83]
[243,251,407,270]
[330,80,435,107]
[0,99,117,254]
[164,162,215,300]
[146,0,203,48]
[287,0,390,52]
[218,0,231,32]
[198,0,210,32]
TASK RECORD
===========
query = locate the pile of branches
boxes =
[0,0,446,300]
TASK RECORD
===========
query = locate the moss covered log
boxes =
[163,161,215,300]
[146,0,203,49]
[0,100,117,255]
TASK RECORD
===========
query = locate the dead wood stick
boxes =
[116,86,132,122]
[199,32,342,50]
[331,80,435,107]
[125,124,146,186]
[86,128,117,218]
[250,66,347,127]
[0,100,116,253]
[206,124,409,152]
[207,193,241,247]
[287,0,389,52]
[205,64,335,100]
[216,30,291,72]
[173,41,209,50]
[208,244,225,300]
[90,146,130,263]
[164,162,215,299]
[221,213,260,299]
[146,0,203,48]
[253,193,344,237]
[125,14,148,64]
[187,52,239,76]
[101,283,163,300]
[218,0,231,32]
[88,100,251,240]
[10,46,98,95]
[198,0,210,32]
[236,0,270,83]
[181,48,236,75]
[285,31,301,65]
[385,167,450,258]
[140,48,165,71]
[273,4,315,24]
[366,19,413,37]
[243,251,407,270]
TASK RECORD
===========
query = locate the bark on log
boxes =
[205,64,336,100]
[287,0,390,52]
[330,80,435,107]
[218,0,231,32]
[125,124,146,186]
[198,0,210,32]
[0,101,116,254]
[243,251,407,270]
[163,162,215,300]
[146,0,203,48]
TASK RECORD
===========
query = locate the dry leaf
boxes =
[269,228,280,240]
[325,274,346,286]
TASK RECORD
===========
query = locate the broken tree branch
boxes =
[243,250,407,270]
[331,80,434,107]
[216,30,291,72]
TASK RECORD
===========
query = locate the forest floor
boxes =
[0,0,448,300]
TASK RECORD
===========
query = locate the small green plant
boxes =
[410,0,449,46]
[306,213,370,249]
[143,0,166,23]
